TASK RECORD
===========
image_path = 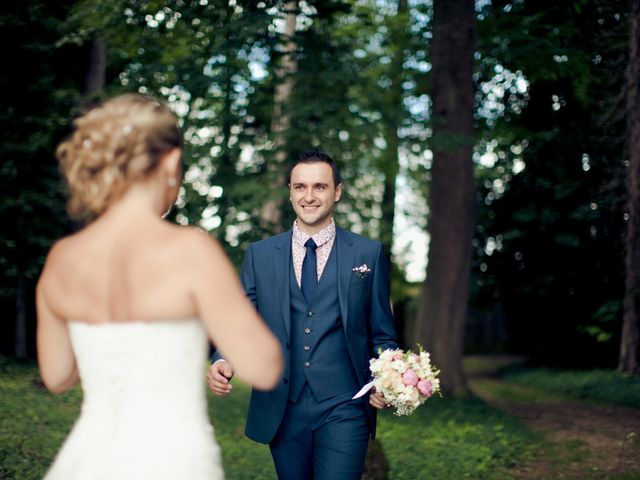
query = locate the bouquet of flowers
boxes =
[369,346,440,416]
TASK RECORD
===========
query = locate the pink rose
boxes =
[417,380,433,397]
[392,353,403,361]
[402,369,419,386]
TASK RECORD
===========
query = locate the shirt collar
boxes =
[292,218,336,248]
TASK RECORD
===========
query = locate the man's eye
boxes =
[316,185,326,191]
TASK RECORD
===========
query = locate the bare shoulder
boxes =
[168,225,227,266]
[39,235,78,275]
[170,227,240,295]
[175,225,221,252]
[37,235,79,294]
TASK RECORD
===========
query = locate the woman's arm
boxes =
[187,231,283,391]
[36,265,79,394]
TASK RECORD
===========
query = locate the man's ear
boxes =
[335,183,343,202]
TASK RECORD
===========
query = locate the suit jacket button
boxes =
[304,361,310,368]
[307,311,313,317]
[304,345,310,351]
[304,328,311,334]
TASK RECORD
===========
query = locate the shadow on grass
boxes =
[495,365,640,409]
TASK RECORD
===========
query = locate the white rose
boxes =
[391,360,407,373]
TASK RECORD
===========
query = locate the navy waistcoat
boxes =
[288,244,359,402]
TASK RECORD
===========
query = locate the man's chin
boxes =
[299,217,319,227]
[297,214,327,228]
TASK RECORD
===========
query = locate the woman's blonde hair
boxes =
[57,94,181,219]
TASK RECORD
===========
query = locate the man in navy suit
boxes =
[207,150,398,480]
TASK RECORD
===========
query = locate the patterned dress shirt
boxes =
[291,218,336,288]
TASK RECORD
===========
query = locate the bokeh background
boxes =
[1,1,639,478]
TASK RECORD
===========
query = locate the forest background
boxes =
[1,0,639,393]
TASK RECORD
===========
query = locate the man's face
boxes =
[289,161,342,234]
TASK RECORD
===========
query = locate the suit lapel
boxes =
[336,228,355,332]
[273,231,292,338]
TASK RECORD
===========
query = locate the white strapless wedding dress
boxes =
[44,319,224,480]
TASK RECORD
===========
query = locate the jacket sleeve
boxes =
[368,242,399,356]
[240,243,258,309]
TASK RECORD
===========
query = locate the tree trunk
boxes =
[379,0,408,261]
[84,34,105,95]
[70,34,106,231]
[260,1,297,232]
[619,0,640,374]
[414,0,476,395]
[14,208,27,359]
[217,29,237,238]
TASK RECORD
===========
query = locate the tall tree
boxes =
[0,1,84,357]
[260,1,298,232]
[84,34,105,96]
[415,0,476,395]
[276,0,386,235]
[620,0,640,374]
[378,0,408,260]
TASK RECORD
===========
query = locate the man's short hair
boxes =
[288,150,341,187]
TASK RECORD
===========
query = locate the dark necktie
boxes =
[301,238,318,303]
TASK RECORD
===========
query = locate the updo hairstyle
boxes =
[56,94,181,219]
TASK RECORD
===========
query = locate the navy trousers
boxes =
[269,385,370,480]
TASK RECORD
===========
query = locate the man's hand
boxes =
[207,360,234,396]
[369,389,390,410]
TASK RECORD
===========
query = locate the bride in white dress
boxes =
[36,94,283,480]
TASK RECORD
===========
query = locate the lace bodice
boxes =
[71,320,209,418]
[44,319,223,480]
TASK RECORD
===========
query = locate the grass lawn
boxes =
[375,395,539,479]
[0,356,536,479]
[210,387,540,480]
[14,355,638,479]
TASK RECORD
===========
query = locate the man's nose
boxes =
[304,188,314,201]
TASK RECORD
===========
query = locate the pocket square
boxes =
[352,264,371,278]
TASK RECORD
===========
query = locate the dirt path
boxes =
[467,357,640,479]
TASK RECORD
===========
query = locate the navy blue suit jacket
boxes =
[215,227,398,444]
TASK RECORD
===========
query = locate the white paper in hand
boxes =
[352,380,376,399]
